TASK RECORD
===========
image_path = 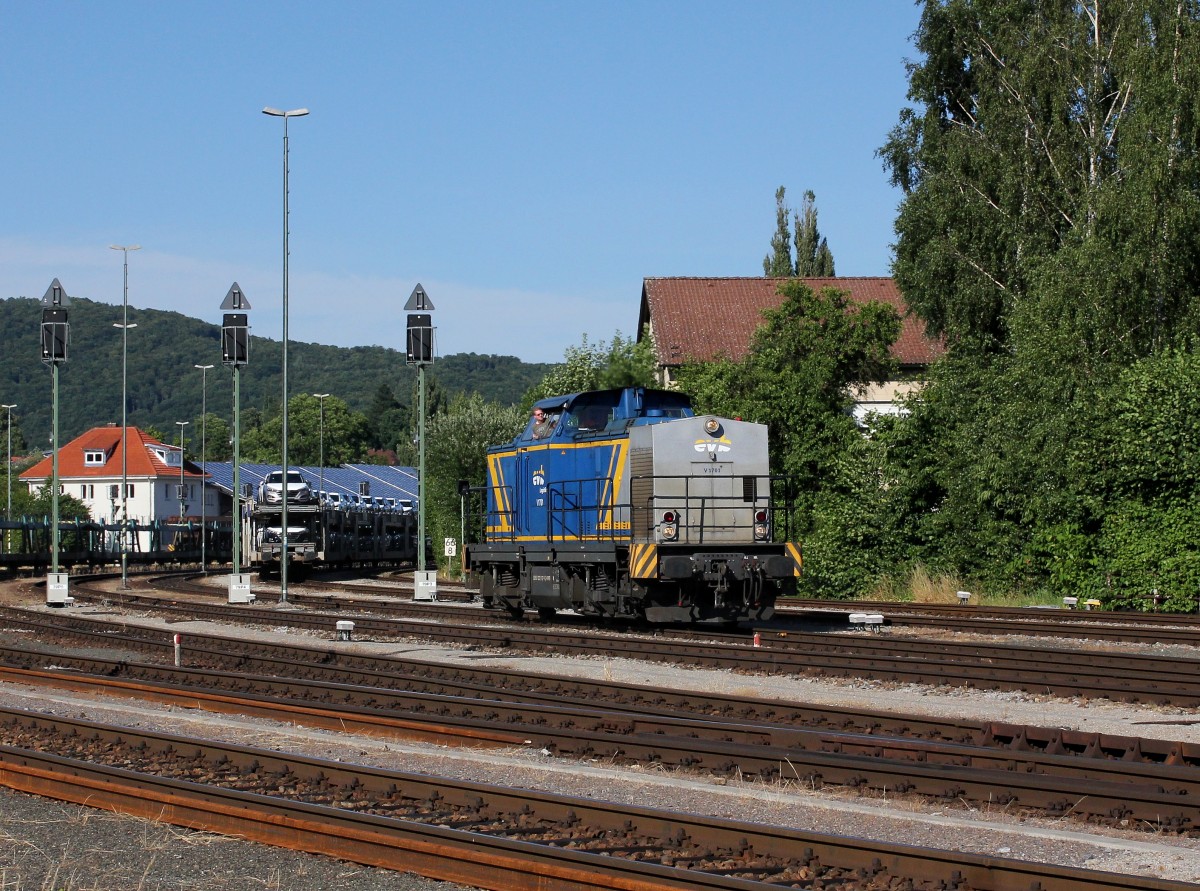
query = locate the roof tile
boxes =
[20,425,206,481]
[640,277,943,367]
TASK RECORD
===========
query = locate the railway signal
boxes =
[405,283,437,602]
[221,283,254,604]
[40,279,72,605]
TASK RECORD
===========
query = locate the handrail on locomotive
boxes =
[482,473,796,545]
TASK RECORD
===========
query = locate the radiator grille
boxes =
[629,448,654,539]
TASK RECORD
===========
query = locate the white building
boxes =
[20,424,213,549]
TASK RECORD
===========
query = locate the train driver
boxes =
[531,408,555,439]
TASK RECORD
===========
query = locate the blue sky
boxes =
[1,2,921,364]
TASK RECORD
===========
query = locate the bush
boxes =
[1086,500,1200,612]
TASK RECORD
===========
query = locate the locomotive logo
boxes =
[693,436,732,454]
[531,465,548,508]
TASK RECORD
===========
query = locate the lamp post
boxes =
[194,364,214,571]
[110,244,140,589]
[314,393,329,503]
[2,404,14,548]
[175,421,189,529]
[263,105,308,604]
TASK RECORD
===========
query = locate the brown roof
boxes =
[20,425,207,482]
[638,277,943,368]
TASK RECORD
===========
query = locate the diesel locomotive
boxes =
[465,386,802,623]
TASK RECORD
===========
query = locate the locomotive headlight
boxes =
[753,509,769,541]
[704,418,721,435]
[661,510,678,541]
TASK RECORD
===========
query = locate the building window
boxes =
[84,450,105,466]
[126,484,135,498]
[81,484,94,499]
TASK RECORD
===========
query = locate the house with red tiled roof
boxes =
[636,277,944,420]
[20,425,212,535]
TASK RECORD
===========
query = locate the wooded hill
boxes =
[0,296,552,447]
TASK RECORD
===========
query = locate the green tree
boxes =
[598,329,657,390]
[763,186,794,276]
[188,413,231,462]
[242,394,371,466]
[1074,349,1200,607]
[525,331,656,405]
[1,410,27,456]
[872,1,1200,599]
[763,186,836,277]
[793,190,835,276]
[366,382,409,453]
[880,1,1200,359]
[142,424,168,445]
[10,483,90,521]
[675,281,901,597]
[424,393,526,572]
[391,377,451,466]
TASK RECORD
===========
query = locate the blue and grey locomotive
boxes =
[466,386,802,623]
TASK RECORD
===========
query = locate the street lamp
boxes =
[2,404,14,543]
[110,244,140,589]
[195,364,214,571]
[175,421,189,530]
[263,105,309,604]
[314,393,329,504]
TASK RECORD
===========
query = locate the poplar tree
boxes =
[762,186,794,276]
[794,189,835,277]
[764,186,836,276]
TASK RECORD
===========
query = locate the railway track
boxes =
[777,597,1200,645]
[285,577,1200,646]
[51,570,1200,647]
[783,596,1200,628]
[1,604,1199,832]
[216,573,1200,647]
[61,576,1200,708]
[0,706,1193,891]
[2,576,1200,888]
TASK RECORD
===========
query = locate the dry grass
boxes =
[868,565,1068,608]
[869,564,966,604]
[0,803,273,891]
[907,565,964,603]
